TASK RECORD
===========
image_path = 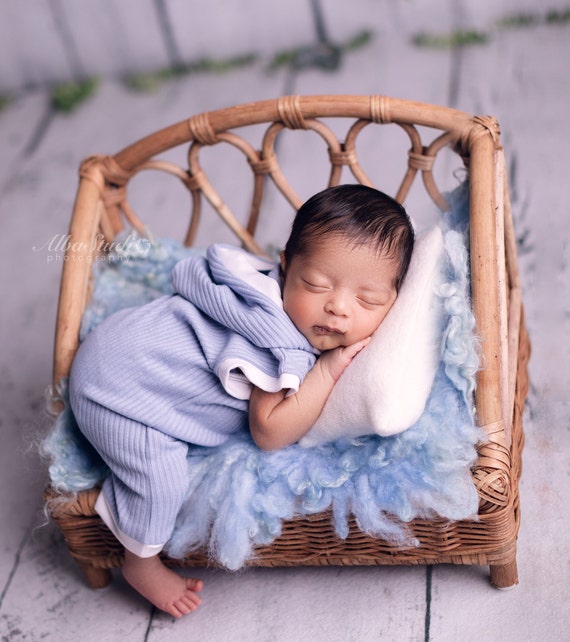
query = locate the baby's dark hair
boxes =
[283,184,415,291]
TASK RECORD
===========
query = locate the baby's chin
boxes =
[308,335,349,352]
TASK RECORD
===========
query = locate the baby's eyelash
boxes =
[358,293,390,306]
[302,279,328,289]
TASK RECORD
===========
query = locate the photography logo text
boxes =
[33,232,152,264]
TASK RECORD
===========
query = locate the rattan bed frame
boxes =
[45,94,529,590]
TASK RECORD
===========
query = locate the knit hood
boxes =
[172,244,318,355]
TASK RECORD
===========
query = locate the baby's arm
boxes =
[249,338,370,450]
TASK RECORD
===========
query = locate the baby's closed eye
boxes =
[302,278,330,292]
[356,293,391,308]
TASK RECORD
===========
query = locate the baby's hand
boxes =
[319,337,371,383]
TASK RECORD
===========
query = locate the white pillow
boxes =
[299,225,445,447]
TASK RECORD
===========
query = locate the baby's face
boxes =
[281,233,399,352]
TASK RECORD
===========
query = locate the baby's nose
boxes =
[324,293,350,316]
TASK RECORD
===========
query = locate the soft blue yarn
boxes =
[42,183,485,570]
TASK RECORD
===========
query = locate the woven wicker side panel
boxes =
[47,490,516,572]
[172,513,517,570]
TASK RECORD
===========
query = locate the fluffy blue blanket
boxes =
[43,183,484,570]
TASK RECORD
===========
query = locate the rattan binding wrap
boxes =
[45,95,529,590]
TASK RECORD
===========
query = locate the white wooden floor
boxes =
[1,5,569,641]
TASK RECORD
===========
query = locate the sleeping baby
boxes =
[69,183,414,617]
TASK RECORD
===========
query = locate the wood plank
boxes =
[0,91,50,189]
[430,400,570,642]
[0,1,71,91]
[167,0,316,62]
[0,523,152,640]
[57,0,170,81]
[147,566,428,641]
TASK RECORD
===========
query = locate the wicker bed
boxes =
[45,94,529,591]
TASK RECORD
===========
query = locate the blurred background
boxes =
[0,0,548,94]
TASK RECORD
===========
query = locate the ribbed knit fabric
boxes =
[69,244,318,547]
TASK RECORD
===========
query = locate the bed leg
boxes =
[79,562,113,589]
[490,560,519,589]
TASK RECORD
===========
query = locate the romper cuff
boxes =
[95,491,165,558]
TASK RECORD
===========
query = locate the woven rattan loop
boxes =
[408,151,435,171]
[329,149,357,166]
[79,156,105,191]
[459,115,501,154]
[79,155,133,190]
[480,420,510,451]
[370,95,391,124]
[185,170,206,191]
[188,112,219,145]
[277,95,307,130]
[103,156,132,185]
[248,154,278,175]
[474,115,501,142]
[476,470,510,505]
[481,420,505,436]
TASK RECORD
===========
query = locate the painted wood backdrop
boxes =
[0,0,561,94]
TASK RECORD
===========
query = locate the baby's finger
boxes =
[346,336,371,358]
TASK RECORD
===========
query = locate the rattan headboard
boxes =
[55,95,519,448]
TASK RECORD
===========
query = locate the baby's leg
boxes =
[122,550,203,618]
[78,406,190,546]
[73,402,203,616]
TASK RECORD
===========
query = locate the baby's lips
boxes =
[313,325,343,336]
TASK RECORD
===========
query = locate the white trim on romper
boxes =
[219,359,301,399]
[95,491,165,558]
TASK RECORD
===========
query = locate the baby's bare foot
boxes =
[122,551,203,618]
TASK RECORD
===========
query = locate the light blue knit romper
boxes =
[69,245,318,549]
